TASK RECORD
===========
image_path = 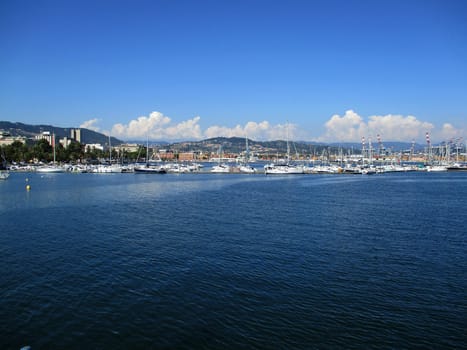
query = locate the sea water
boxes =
[1,171,466,349]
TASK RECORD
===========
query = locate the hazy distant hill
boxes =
[170,137,344,155]
[0,121,425,154]
[0,121,123,145]
[169,137,426,154]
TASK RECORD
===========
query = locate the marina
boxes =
[4,132,466,176]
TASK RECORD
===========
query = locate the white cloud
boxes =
[320,110,367,142]
[81,109,464,143]
[80,118,101,132]
[367,114,434,141]
[165,116,203,139]
[110,111,202,140]
[437,123,464,141]
[204,124,246,139]
[106,111,301,141]
[318,110,450,143]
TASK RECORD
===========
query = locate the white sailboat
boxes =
[264,123,303,175]
[211,163,231,173]
[134,136,166,174]
[36,133,65,173]
[426,165,448,172]
[211,145,231,173]
[239,136,257,173]
[92,135,123,173]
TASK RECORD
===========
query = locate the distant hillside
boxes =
[0,121,427,154]
[169,138,426,155]
[0,121,123,145]
[170,137,346,155]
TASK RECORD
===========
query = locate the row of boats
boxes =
[25,162,204,174]
[263,162,467,174]
[4,161,467,175]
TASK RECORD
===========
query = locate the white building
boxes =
[85,143,104,152]
[35,131,54,145]
[0,131,26,145]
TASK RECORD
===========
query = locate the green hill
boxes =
[0,121,123,145]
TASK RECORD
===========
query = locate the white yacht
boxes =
[134,163,166,174]
[211,163,231,173]
[36,132,65,173]
[211,145,231,173]
[264,163,304,174]
[264,122,304,175]
[239,136,257,173]
[239,164,256,173]
[91,164,123,173]
[134,136,166,174]
[426,165,448,172]
[36,165,65,173]
[0,171,10,180]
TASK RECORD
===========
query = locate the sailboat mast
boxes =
[53,132,56,164]
[245,135,249,164]
[108,135,112,163]
[146,135,149,164]
[286,122,290,163]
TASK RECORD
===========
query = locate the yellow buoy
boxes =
[26,184,31,191]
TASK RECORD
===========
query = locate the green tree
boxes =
[32,139,53,162]
[84,146,105,162]
[55,143,66,162]
[66,141,85,162]
[5,141,29,162]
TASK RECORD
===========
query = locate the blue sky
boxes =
[1,0,466,142]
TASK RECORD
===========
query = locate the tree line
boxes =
[1,140,141,164]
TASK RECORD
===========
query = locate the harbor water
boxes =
[1,172,466,349]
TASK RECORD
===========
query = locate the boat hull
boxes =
[36,166,65,173]
[264,164,304,174]
[134,166,167,174]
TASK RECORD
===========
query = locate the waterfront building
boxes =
[85,143,104,152]
[116,143,140,153]
[0,131,26,146]
[35,131,53,144]
[59,137,72,148]
[178,152,196,161]
[159,149,175,161]
[70,128,81,143]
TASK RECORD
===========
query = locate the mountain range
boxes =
[1,121,424,154]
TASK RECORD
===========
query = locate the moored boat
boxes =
[239,164,257,173]
[0,171,9,180]
[211,145,231,173]
[264,122,303,175]
[91,164,123,173]
[238,136,257,173]
[264,163,304,174]
[446,163,467,171]
[134,163,166,173]
[36,132,64,173]
[211,163,231,173]
[36,165,65,173]
[426,165,448,172]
